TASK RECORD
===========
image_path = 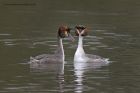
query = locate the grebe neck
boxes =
[55,36,64,61]
[74,36,85,58]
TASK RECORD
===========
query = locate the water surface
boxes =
[0,0,140,93]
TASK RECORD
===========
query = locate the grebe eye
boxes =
[60,33,65,38]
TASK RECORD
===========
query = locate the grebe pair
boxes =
[29,25,109,65]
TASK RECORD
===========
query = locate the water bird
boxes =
[29,25,74,64]
[74,25,109,67]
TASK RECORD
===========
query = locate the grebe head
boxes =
[58,25,74,41]
[75,25,88,36]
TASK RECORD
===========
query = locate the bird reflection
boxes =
[29,61,65,93]
[74,61,109,93]
[29,61,64,74]
[74,61,87,93]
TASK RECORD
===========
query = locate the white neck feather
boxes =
[74,36,86,62]
[59,39,64,61]
[55,38,65,61]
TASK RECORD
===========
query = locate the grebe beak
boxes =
[64,31,68,37]
[68,33,75,42]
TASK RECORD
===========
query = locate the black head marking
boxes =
[75,25,88,36]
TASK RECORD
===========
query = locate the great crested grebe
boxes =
[29,25,74,63]
[74,25,109,65]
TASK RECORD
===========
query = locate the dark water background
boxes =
[0,0,140,93]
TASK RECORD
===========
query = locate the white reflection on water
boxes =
[74,60,109,93]
[29,61,64,75]
[74,61,86,93]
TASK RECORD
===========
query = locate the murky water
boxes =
[0,0,140,93]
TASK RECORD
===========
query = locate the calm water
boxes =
[0,0,140,93]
